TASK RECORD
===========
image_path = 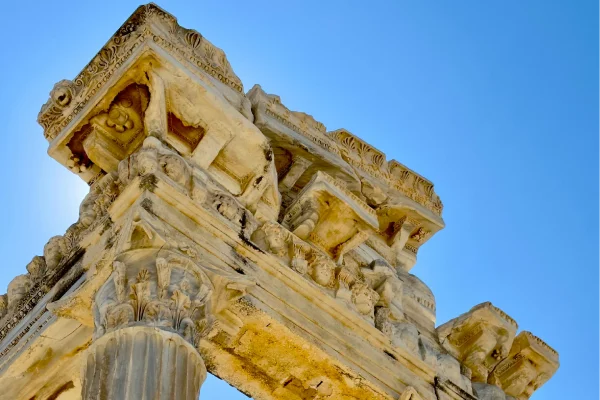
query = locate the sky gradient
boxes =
[0,1,597,399]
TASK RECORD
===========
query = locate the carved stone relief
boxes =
[282,171,378,261]
[437,302,518,383]
[0,4,560,400]
[488,332,559,399]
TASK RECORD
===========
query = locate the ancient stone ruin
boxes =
[0,4,558,400]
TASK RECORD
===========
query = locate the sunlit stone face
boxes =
[311,258,334,286]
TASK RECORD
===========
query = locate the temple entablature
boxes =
[38,4,280,223]
[247,84,444,273]
[0,4,559,400]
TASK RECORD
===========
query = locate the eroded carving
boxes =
[488,331,559,399]
[43,236,69,275]
[282,171,378,259]
[7,275,32,312]
[95,247,254,347]
[0,4,561,400]
[38,4,243,141]
[437,302,518,382]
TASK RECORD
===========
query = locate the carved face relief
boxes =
[310,257,334,287]
[160,154,188,185]
[82,84,150,173]
[50,80,74,108]
[351,283,378,316]
[79,189,100,227]
[213,194,239,221]
[43,236,67,272]
[291,257,308,275]
[265,230,286,257]
[106,97,135,133]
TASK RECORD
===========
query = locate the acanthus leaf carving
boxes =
[97,247,254,348]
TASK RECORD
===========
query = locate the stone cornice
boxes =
[247,84,341,156]
[38,3,243,141]
[329,129,444,216]
[520,331,559,360]
[471,301,518,329]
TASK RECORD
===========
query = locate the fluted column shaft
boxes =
[82,326,206,400]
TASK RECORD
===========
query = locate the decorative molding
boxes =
[38,4,243,141]
[329,129,443,216]
[247,84,341,156]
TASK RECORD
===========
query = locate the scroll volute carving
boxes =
[78,84,150,173]
[488,331,559,400]
[437,302,518,383]
[95,248,254,347]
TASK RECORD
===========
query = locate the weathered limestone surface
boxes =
[83,327,205,400]
[437,302,518,383]
[0,3,558,400]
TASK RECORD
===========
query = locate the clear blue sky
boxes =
[0,1,596,399]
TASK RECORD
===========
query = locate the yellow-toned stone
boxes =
[0,4,558,400]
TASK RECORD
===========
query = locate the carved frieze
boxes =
[252,222,382,322]
[0,3,562,400]
[0,230,82,342]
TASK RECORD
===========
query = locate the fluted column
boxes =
[80,248,215,400]
[82,327,205,400]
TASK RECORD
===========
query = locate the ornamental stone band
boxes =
[0,4,558,400]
